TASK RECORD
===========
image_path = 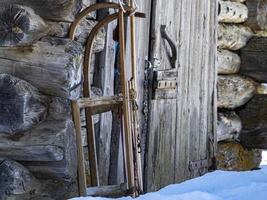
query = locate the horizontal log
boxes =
[50,19,106,49]
[78,96,122,111]
[23,163,75,181]
[244,0,267,31]
[86,183,128,197]
[218,24,253,50]
[0,5,105,48]
[0,159,41,199]
[218,1,248,23]
[240,37,267,82]
[217,75,256,109]
[0,37,83,100]
[0,97,77,181]
[217,111,242,142]
[217,49,241,74]
[0,144,64,161]
[240,128,267,149]
[239,95,267,149]
[0,74,49,135]
[0,0,83,22]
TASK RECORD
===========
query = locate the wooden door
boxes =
[144,0,218,192]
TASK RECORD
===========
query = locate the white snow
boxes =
[261,151,267,166]
[72,166,267,200]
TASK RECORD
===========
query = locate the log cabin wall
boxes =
[0,0,218,199]
[217,0,267,170]
[0,0,106,199]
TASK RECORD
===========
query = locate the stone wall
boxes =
[0,1,106,199]
[217,0,267,170]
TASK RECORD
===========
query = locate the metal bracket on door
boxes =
[151,25,179,100]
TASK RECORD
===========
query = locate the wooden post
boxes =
[118,9,135,192]
[129,0,144,194]
[71,101,87,196]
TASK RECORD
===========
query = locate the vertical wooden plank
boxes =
[146,0,180,191]
[94,0,116,185]
[145,0,217,192]
[199,0,210,171]
[209,0,218,167]
[124,0,153,177]
[71,101,87,196]
[176,0,192,182]
[173,0,184,183]
[145,99,177,191]
[134,0,152,172]
[188,0,200,179]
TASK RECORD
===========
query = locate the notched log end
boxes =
[217,75,257,109]
[0,73,50,135]
[0,4,52,47]
[218,1,248,24]
[0,159,41,199]
[0,4,30,46]
[218,24,254,50]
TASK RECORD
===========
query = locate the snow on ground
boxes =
[72,166,267,200]
[261,151,267,166]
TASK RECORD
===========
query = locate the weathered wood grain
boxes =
[0,159,41,199]
[49,19,106,48]
[217,49,241,74]
[0,74,49,135]
[86,183,127,197]
[218,0,248,23]
[130,0,152,176]
[245,0,267,31]
[0,5,105,47]
[80,87,103,147]
[0,144,64,161]
[92,0,117,185]
[0,0,83,22]
[145,0,217,192]
[0,5,49,47]
[0,37,83,100]
[217,75,256,109]
[3,97,78,181]
[240,36,267,82]
[218,24,253,50]
[146,99,177,192]
[239,95,267,149]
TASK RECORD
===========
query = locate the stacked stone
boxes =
[217,0,267,171]
[0,1,106,199]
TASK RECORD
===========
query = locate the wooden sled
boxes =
[69,2,145,197]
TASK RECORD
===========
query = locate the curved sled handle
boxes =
[69,2,121,39]
[160,25,178,69]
